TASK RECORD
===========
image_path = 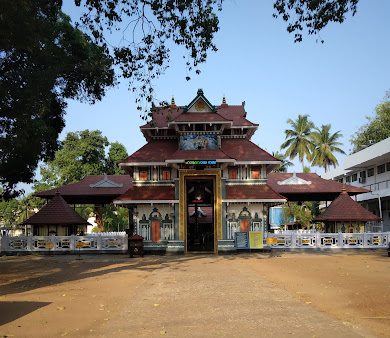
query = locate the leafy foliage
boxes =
[271,151,293,173]
[0,0,115,199]
[273,0,359,42]
[283,202,313,229]
[36,130,109,188]
[281,114,314,171]
[106,142,129,175]
[350,100,390,153]
[310,124,345,172]
[35,130,127,189]
[102,205,129,232]
[75,0,222,110]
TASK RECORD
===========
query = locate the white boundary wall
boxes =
[1,232,389,253]
[268,232,389,249]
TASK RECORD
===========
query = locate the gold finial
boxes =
[171,96,175,106]
[342,185,347,194]
[222,95,226,104]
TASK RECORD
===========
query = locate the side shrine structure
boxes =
[114,89,285,253]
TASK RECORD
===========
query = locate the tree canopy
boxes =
[0,0,115,199]
[273,0,359,42]
[310,124,345,172]
[281,114,315,171]
[34,130,128,190]
[350,99,390,153]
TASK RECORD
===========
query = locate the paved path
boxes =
[104,255,374,337]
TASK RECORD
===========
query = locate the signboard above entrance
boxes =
[185,160,216,165]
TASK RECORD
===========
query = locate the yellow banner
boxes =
[249,232,263,249]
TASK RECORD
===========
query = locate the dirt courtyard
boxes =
[0,249,389,337]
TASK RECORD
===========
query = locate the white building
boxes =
[322,138,390,232]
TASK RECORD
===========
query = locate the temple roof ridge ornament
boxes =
[89,173,124,188]
[277,172,312,185]
[183,88,218,113]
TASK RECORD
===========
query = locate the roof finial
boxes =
[222,95,226,104]
[342,184,347,194]
[197,88,203,96]
[171,96,175,106]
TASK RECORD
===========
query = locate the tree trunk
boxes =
[94,206,104,233]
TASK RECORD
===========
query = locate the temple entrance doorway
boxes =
[186,178,214,252]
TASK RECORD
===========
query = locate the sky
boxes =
[20,0,390,194]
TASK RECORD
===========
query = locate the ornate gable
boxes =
[277,173,312,185]
[183,88,217,113]
[89,174,124,188]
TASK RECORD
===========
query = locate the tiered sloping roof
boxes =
[22,192,90,225]
[114,186,176,204]
[221,139,279,163]
[224,185,286,202]
[35,175,132,204]
[267,173,370,201]
[313,189,381,222]
[119,140,178,165]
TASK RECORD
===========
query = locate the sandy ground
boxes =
[0,250,389,337]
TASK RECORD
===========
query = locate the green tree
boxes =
[350,100,390,153]
[37,130,110,188]
[273,0,359,43]
[0,1,115,199]
[310,124,345,172]
[284,202,313,230]
[271,151,293,173]
[106,142,129,175]
[281,114,315,172]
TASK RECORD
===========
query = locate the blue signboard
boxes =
[235,232,250,249]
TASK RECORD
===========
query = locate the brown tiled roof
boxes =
[167,149,233,161]
[141,105,257,128]
[22,193,90,225]
[141,107,184,128]
[225,185,286,201]
[218,105,258,127]
[171,112,231,123]
[221,139,280,162]
[313,190,382,222]
[267,173,369,195]
[119,140,178,164]
[34,175,133,204]
[114,186,175,203]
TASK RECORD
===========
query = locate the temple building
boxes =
[35,89,370,254]
[113,89,286,253]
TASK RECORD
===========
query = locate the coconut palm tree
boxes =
[281,114,314,171]
[271,151,293,173]
[310,124,346,172]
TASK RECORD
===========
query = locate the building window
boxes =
[367,168,374,177]
[377,164,386,175]
[139,170,148,181]
[338,178,343,184]
[252,169,260,179]
[229,168,238,179]
[162,169,171,180]
[386,162,390,172]
[345,176,351,183]
[352,173,357,182]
